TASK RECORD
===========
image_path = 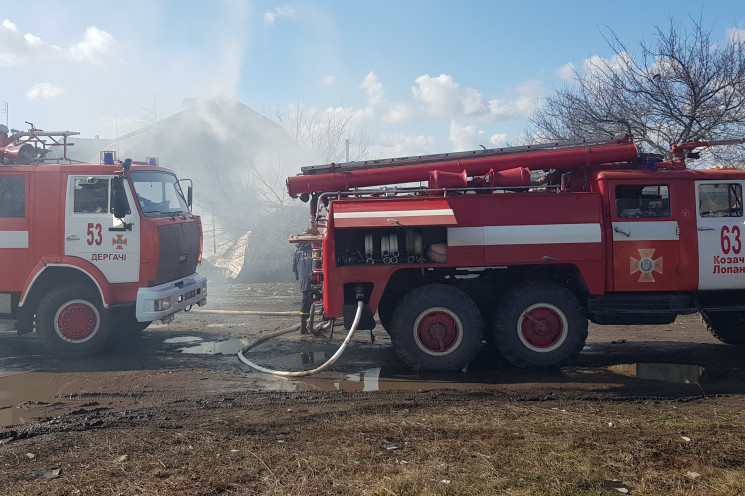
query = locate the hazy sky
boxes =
[1,0,743,158]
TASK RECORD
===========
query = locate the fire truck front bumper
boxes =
[135,273,208,323]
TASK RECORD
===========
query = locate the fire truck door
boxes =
[64,176,140,283]
[611,183,681,291]
[696,180,745,290]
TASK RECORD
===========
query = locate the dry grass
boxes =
[2,392,745,495]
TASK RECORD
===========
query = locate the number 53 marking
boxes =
[87,222,103,246]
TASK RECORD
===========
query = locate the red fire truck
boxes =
[0,124,207,356]
[287,135,745,371]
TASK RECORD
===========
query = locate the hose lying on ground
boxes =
[193,309,299,316]
[237,300,364,377]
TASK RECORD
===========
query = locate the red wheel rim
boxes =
[54,300,100,343]
[518,303,567,352]
[414,308,463,355]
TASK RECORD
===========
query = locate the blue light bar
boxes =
[101,150,116,165]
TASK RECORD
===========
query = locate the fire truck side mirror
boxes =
[111,176,129,219]
[176,178,193,211]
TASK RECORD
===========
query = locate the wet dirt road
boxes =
[2,282,744,433]
[4,283,745,495]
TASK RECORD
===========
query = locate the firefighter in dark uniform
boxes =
[292,241,313,334]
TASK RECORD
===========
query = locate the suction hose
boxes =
[237,300,364,377]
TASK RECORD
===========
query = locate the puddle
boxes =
[0,372,78,428]
[179,338,250,355]
[164,336,203,344]
[293,367,514,392]
[608,363,704,385]
[264,367,505,392]
[285,363,706,392]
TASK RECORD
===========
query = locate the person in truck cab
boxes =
[74,179,108,213]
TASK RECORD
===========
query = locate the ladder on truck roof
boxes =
[300,135,633,175]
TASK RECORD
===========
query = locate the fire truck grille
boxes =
[152,222,201,286]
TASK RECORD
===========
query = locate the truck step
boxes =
[0,318,17,332]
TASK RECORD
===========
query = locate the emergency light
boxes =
[101,150,117,165]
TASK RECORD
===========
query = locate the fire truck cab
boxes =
[0,125,207,356]
[287,135,745,371]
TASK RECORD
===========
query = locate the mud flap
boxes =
[343,303,376,330]
[16,302,34,335]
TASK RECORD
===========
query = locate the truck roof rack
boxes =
[300,135,633,176]
[0,122,80,165]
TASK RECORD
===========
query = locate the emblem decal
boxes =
[630,248,663,282]
[112,234,128,250]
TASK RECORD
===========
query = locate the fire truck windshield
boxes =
[129,170,189,217]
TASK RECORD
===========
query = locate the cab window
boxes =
[73,177,110,214]
[698,183,743,218]
[615,184,670,218]
[0,176,25,217]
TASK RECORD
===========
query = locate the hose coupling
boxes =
[354,286,365,301]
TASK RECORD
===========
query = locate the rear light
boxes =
[310,272,322,285]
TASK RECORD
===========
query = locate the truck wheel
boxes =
[36,284,111,356]
[377,299,394,333]
[390,284,483,371]
[113,312,152,334]
[106,311,152,349]
[701,311,745,345]
[493,281,587,369]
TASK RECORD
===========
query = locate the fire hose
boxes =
[237,300,364,377]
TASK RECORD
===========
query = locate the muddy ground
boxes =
[2,283,745,495]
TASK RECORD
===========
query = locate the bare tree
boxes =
[199,157,307,281]
[529,17,745,164]
[137,91,164,127]
[271,104,371,163]
[204,156,293,222]
[200,102,373,281]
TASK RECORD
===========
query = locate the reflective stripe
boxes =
[0,231,28,248]
[448,224,601,246]
[335,208,454,219]
[333,205,457,227]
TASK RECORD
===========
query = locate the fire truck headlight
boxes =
[154,298,171,312]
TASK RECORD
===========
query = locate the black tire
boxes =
[36,284,111,357]
[377,299,394,333]
[493,281,587,369]
[106,310,152,349]
[389,284,483,371]
[701,311,745,345]
[113,311,152,334]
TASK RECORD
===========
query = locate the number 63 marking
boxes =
[721,225,742,254]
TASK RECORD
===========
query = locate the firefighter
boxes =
[292,241,313,334]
